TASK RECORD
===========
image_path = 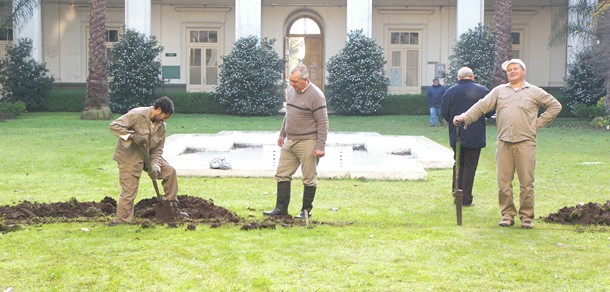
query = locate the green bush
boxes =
[326,30,389,115]
[573,104,607,119]
[167,92,227,114]
[561,48,606,112]
[0,101,27,119]
[380,94,428,115]
[109,29,164,114]
[444,24,495,88]
[0,38,54,111]
[46,90,86,112]
[214,36,285,116]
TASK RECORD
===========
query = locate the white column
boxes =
[567,0,595,65]
[125,0,151,35]
[235,0,261,39]
[13,0,42,61]
[456,0,484,38]
[346,0,372,37]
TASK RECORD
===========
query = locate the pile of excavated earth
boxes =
[1,197,609,233]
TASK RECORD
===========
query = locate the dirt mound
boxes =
[0,195,241,225]
[0,195,323,232]
[542,201,610,225]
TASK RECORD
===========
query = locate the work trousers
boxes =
[115,158,178,222]
[496,140,536,221]
[275,139,319,187]
[452,147,481,205]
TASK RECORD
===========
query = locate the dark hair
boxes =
[433,78,439,82]
[154,96,175,115]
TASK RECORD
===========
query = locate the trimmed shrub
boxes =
[326,29,389,115]
[0,101,27,119]
[561,48,606,112]
[46,90,86,112]
[0,38,54,111]
[214,36,285,116]
[444,24,495,88]
[380,94,428,115]
[168,92,228,114]
[109,29,164,113]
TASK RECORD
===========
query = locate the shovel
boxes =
[453,123,463,226]
[133,142,176,223]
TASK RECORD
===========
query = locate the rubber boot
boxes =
[295,185,316,219]
[171,201,189,218]
[263,181,291,216]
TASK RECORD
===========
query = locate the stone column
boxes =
[13,0,42,61]
[346,0,372,37]
[456,0,484,38]
[125,0,151,35]
[235,0,261,39]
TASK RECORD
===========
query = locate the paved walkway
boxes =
[164,131,454,180]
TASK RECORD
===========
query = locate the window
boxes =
[510,31,523,59]
[105,28,120,64]
[388,30,422,92]
[187,29,220,91]
[0,27,13,41]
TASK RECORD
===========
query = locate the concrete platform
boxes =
[164,131,454,180]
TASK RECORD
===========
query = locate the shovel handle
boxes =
[133,143,164,201]
[454,122,463,226]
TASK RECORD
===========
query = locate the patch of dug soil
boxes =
[0,195,242,227]
[1,195,352,232]
[542,201,610,225]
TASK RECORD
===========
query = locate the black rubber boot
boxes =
[171,201,189,218]
[263,181,291,216]
[295,185,316,219]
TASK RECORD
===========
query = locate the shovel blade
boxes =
[154,200,176,223]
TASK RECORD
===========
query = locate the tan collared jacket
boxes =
[461,81,562,143]
[109,106,167,175]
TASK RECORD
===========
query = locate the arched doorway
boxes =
[285,11,324,91]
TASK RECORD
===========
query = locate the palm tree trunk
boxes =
[492,0,513,88]
[81,0,112,120]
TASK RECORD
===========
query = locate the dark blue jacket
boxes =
[426,85,445,108]
[441,79,491,149]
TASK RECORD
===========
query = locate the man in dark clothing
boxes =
[426,78,445,126]
[441,67,490,206]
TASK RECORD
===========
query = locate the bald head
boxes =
[457,67,474,80]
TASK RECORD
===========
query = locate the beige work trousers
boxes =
[115,158,178,222]
[275,139,319,187]
[496,140,536,221]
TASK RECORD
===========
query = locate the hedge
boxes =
[41,89,571,117]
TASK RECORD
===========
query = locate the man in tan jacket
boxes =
[453,59,561,229]
[109,96,187,223]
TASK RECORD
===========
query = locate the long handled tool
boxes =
[133,143,176,223]
[453,123,463,226]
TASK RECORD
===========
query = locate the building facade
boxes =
[4,0,580,94]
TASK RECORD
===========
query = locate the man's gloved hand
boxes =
[131,134,147,147]
[148,164,161,179]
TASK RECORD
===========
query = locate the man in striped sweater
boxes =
[263,65,329,219]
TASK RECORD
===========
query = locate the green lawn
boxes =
[1,112,609,291]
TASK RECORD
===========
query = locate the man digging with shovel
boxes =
[109,96,188,224]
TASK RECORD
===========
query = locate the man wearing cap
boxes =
[453,59,562,229]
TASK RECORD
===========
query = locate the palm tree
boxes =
[4,0,112,119]
[80,0,112,120]
[492,0,512,88]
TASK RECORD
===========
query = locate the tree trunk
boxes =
[81,0,112,120]
[492,0,513,88]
